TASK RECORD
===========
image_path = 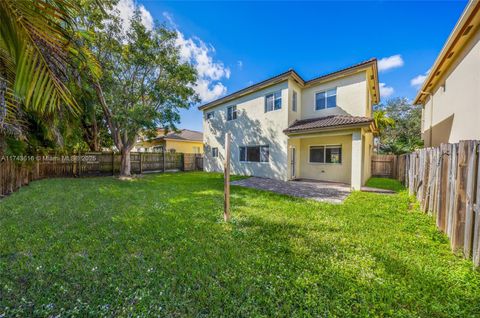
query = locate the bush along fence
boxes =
[396,140,480,267]
[0,152,203,197]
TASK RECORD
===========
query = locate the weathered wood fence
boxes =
[396,140,480,267]
[0,152,203,197]
[371,154,397,178]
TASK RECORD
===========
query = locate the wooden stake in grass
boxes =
[224,132,231,222]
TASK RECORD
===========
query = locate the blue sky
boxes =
[123,0,468,131]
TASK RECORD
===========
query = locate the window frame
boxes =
[292,90,297,112]
[308,144,342,164]
[227,105,237,121]
[212,147,219,158]
[265,91,282,113]
[314,88,337,111]
[239,145,269,163]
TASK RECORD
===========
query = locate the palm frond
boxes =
[0,0,81,114]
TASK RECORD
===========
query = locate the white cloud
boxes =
[113,0,154,31]
[166,13,230,103]
[410,69,431,88]
[378,54,404,72]
[379,83,394,98]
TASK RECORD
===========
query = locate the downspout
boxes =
[421,91,434,147]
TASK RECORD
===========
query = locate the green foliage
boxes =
[1,173,479,317]
[78,4,198,174]
[365,177,405,192]
[375,97,424,155]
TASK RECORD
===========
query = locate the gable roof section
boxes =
[414,0,480,105]
[198,59,380,111]
[153,129,203,142]
[283,115,374,134]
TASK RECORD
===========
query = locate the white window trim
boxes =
[227,105,237,121]
[239,145,270,163]
[265,91,282,113]
[212,147,219,158]
[308,144,343,165]
[314,88,337,111]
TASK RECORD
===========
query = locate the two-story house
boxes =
[199,59,379,190]
[415,0,480,146]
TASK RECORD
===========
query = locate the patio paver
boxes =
[231,177,351,203]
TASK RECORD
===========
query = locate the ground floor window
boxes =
[212,147,218,157]
[309,145,342,164]
[239,145,269,162]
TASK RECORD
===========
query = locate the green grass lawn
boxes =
[365,177,405,192]
[1,173,479,317]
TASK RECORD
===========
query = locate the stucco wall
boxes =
[362,130,373,184]
[422,27,480,146]
[301,71,368,119]
[297,134,352,184]
[203,81,290,180]
[165,140,203,154]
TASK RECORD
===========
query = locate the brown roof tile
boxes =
[284,115,373,134]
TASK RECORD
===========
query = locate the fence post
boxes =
[224,133,231,222]
[452,141,468,252]
[162,148,166,173]
[464,141,477,257]
[111,152,115,175]
[139,153,143,174]
[473,141,480,267]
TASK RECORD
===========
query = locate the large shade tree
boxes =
[86,7,198,176]
[374,97,423,154]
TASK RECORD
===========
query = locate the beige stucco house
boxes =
[415,0,480,146]
[199,59,379,190]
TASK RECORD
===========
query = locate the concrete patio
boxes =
[231,177,352,204]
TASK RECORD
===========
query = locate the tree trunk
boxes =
[120,148,131,176]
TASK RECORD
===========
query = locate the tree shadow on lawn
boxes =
[1,173,480,317]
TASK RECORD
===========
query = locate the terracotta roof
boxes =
[283,115,373,134]
[198,58,379,110]
[154,129,203,142]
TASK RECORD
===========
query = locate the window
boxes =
[153,146,164,152]
[192,146,200,153]
[315,88,337,110]
[265,91,282,112]
[212,147,218,157]
[292,91,297,112]
[309,145,342,164]
[227,105,237,121]
[239,145,269,162]
[206,112,214,120]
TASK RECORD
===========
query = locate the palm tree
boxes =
[0,0,99,153]
[373,110,395,153]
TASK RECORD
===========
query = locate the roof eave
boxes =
[283,122,373,136]
[414,0,480,105]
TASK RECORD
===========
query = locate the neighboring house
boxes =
[199,59,379,190]
[414,0,480,147]
[133,129,204,154]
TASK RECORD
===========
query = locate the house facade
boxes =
[200,59,379,190]
[415,0,480,147]
[133,129,203,154]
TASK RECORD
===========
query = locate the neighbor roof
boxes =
[198,59,380,111]
[414,0,480,105]
[154,129,203,142]
[283,115,374,134]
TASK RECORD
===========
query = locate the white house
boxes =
[414,0,480,147]
[199,59,379,190]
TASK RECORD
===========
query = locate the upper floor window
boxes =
[227,105,237,121]
[239,145,269,162]
[292,91,297,112]
[265,91,282,112]
[212,147,218,158]
[315,88,337,110]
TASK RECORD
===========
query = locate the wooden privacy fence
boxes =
[371,154,397,178]
[396,140,480,267]
[0,152,203,197]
